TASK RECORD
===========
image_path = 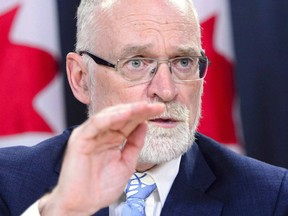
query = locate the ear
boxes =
[66,52,91,105]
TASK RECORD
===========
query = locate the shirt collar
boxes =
[146,156,181,206]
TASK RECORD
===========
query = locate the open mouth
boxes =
[150,118,176,123]
[148,118,180,128]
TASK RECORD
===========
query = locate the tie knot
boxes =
[125,172,156,200]
[122,173,156,216]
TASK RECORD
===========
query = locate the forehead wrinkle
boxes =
[117,13,194,30]
[114,15,200,46]
[99,2,201,59]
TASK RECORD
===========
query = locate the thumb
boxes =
[121,122,147,171]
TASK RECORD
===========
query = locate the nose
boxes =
[147,63,178,102]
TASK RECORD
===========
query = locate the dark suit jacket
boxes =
[0,128,287,216]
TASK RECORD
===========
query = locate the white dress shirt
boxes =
[21,157,181,216]
[110,156,181,216]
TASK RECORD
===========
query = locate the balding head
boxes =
[75,0,201,53]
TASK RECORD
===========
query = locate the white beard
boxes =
[88,75,201,165]
[138,101,200,164]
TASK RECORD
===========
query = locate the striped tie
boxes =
[122,172,156,216]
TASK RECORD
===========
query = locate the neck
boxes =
[136,163,156,172]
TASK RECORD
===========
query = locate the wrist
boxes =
[38,190,88,216]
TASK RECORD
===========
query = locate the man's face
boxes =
[87,0,203,164]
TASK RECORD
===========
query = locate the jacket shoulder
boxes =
[0,127,74,215]
[0,128,72,170]
[195,133,287,176]
[194,133,288,215]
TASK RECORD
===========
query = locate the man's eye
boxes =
[179,58,192,67]
[121,58,154,72]
[130,59,142,68]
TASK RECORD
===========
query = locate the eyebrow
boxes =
[119,44,153,58]
[175,46,199,56]
[118,44,200,59]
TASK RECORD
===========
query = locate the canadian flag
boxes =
[0,0,65,147]
[194,0,242,152]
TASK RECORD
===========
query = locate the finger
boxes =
[67,103,133,152]
[71,102,164,151]
[121,122,147,171]
[90,102,164,134]
[87,130,126,154]
[108,102,165,136]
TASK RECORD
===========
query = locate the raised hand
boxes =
[39,101,165,215]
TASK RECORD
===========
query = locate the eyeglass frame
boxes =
[78,50,210,83]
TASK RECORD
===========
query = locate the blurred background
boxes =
[1,0,288,168]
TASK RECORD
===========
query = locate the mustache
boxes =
[149,100,189,121]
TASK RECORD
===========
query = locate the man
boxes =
[0,0,287,215]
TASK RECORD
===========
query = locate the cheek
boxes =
[180,81,203,124]
[91,72,148,112]
[90,71,119,112]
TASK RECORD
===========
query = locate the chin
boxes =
[137,122,195,165]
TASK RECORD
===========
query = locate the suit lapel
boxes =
[161,143,223,216]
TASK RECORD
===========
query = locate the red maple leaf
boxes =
[198,15,237,144]
[0,6,58,135]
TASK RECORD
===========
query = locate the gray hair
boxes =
[75,0,99,52]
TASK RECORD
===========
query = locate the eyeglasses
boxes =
[79,50,210,83]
